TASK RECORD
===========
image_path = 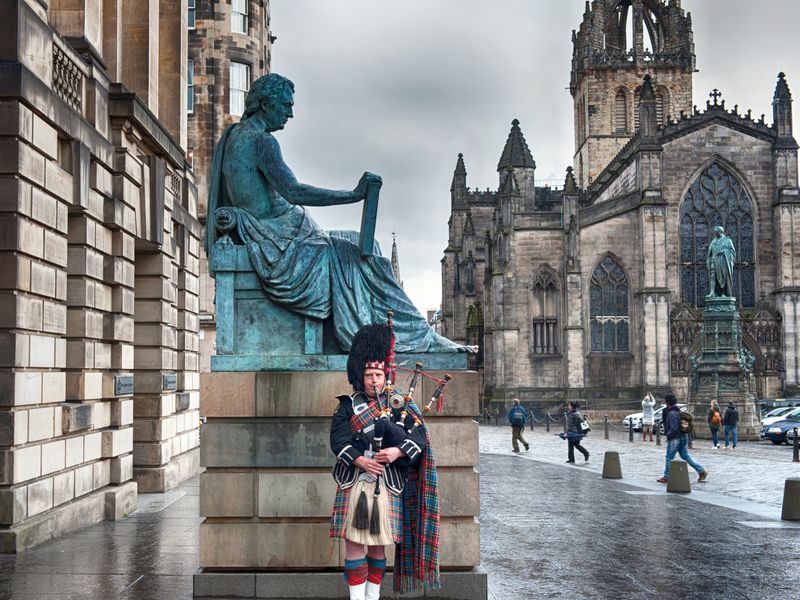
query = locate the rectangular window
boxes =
[232,0,248,34]
[188,0,196,30]
[229,61,250,116]
[187,60,194,114]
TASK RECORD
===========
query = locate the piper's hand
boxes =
[354,172,383,199]
[354,456,383,477]
[375,447,405,464]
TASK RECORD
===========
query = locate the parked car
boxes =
[761,406,800,428]
[622,411,644,431]
[763,415,800,445]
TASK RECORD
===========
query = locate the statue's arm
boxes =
[258,135,372,207]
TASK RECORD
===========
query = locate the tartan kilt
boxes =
[330,483,402,544]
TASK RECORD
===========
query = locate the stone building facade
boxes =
[0,0,201,552]
[187,0,273,372]
[441,0,800,411]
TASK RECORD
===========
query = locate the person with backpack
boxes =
[723,401,739,449]
[707,399,723,449]
[565,401,590,463]
[657,394,707,484]
[507,399,530,453]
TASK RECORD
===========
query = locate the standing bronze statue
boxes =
[706,225,735,298]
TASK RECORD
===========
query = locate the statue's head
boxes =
[243,73,295,131]
[713,225,725,237]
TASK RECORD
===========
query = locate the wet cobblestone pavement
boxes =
[1,429,799,599]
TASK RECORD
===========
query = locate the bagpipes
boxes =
[355,311,452,534]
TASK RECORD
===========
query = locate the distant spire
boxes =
[563,166,578,194]
[391,232,403,288]
[497,119,536,172]
[774,72,792,102]
[454,152,467,175]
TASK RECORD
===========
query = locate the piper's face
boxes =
[363,369,386,399]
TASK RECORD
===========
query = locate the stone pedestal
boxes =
[195,368,487,600]
[689,297,760,440]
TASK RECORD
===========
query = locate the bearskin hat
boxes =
[347,323,392,392]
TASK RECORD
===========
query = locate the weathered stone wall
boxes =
[0,0,200,552]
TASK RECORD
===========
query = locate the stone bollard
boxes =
[666,460,691,494]
[782,478,800,520]
[602,451,622,479]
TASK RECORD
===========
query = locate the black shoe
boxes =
[566,460,575,463]
[584,453,590,462]
[524,444,530,451]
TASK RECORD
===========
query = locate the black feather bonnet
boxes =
[347,323,391,392]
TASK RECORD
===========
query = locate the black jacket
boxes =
[329,393,427,481]
[723,405,739,426]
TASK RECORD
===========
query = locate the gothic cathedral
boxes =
[440,0,799,409]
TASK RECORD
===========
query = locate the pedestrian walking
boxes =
[708,399,722,449]
[565,401,589,463]
[507,400,530,453]
[657,394,708,484]
[484,406,491,425]
[723,401,739,448]
[642,392,656,442]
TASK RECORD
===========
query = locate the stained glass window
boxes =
[589,256,629,352]
[680,163,755,308]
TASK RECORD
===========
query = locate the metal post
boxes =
[688,432,693,449]
[529,411,534,432]
[656,422,661,446]
[546,413,550,433]
[494,409,498,426]
[628,418,633,442]
[794,427,799,463]
[563,411,568,435]
[604,415,609,440]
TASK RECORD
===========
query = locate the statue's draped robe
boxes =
[207,124,463,353]
[707,235,735,297]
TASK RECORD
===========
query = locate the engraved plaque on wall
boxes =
[163,372,177,391]
[114,375,134,397]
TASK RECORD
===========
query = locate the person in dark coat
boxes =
[565,401,589,463]
[657,394,708,483]
[723,401,739,449]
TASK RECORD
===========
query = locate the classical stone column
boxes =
[158,0,188,149]
[120,0,159,115]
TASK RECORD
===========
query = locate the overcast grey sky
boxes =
[269,0,800,313]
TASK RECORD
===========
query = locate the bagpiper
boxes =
[329,319,442,600]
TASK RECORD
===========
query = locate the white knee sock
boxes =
[349,582,366,600]
[365,580,381,600]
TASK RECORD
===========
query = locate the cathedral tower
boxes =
[571,0,695,188]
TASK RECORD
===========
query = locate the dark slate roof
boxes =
[497,119,536,172]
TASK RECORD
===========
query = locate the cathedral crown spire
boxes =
[497,119,535,172]
[391,232,403,288]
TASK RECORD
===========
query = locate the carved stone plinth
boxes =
[194,369,486,600]
[688,297,760,440]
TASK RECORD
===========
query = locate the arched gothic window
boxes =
[590,256,630,352]
[615,90,628,133]
[531,266,559,355]
[680,163,755,308]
